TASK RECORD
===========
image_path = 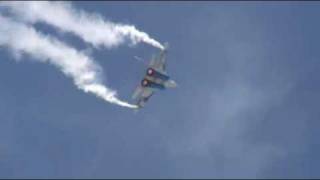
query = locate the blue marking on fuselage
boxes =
[148,68,170,81]
[146,81,165,90]
[154,72,170,81]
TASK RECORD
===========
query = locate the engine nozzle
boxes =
[141,79,149,86]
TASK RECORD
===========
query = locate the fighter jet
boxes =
[132,43,177,109]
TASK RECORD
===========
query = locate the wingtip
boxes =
[133,106,142,113]
[164,42,169,46]
[163,42,169,51]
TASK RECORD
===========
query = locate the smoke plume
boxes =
[0,1,164,50]
[0,1,165,108]
[0,15,138,109]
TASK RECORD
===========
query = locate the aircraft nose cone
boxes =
[173,81,177,87]
[172,81,177,88]
[166,80,177,88]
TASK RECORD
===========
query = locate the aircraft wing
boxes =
[149,43,168,74]
[132,85,154,108]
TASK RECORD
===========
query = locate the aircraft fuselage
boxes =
[141,68,176,90]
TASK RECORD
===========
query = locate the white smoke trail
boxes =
[0,1,164,50]
[0,15,137,109]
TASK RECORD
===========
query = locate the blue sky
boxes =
[0,1,320,178]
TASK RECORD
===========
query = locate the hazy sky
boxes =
[0,1,320,178]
